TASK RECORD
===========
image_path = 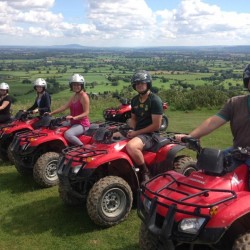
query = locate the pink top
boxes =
[69,97,90,128]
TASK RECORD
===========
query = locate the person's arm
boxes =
[0,100,10,110]
[189,115,227,138]
[27,100,37,111]
[128,113,137,129]
[127,114,162,138]
[50,99,71,116]
[175,115,227,141]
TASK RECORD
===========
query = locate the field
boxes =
[0,46,244,249]
[0,109,232,250]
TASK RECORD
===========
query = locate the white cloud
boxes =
[0,0,250,46]
[1,0,55,9]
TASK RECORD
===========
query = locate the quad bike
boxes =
[0,110,42,162]
[137,137,250,250]
[10,119,116,188]
[103,96,169,131]
[57,125,197,227]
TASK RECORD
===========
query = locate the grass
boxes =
[0,109,232,250]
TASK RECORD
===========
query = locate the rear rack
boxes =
[144,172,237,211]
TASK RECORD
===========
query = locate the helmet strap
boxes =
[139,89,150,96]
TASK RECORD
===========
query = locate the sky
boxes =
[0,0,250,47]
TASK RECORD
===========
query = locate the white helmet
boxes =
[69,74,85,89]
[34,78,47,89]
[0,82,10,90]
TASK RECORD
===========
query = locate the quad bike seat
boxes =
[196,148,224,175]
[85,123,100,136]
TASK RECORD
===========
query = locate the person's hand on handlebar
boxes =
[174,134,190,142]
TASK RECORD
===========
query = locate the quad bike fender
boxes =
[0,128,31,144]
[117,105,131,114]
[30,133,68,147]
[206,192,250,228]
[0,122,33,136]
[85,151,134,169]
[154,144,187,172]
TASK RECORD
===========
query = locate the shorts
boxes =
[137,133,160,151]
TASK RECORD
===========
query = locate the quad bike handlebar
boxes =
[181,136,250,174]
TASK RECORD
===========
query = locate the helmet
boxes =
[243,64,250,88]
[69,74,85,90]
[34,78,47,89]
[0,82,9,90]
[131,70,152,90]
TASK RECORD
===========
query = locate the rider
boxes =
[27,78,51,116]
[49,73,90,146]
[0,82,12,123]
[175,64,250,167]
[126,70,163,182]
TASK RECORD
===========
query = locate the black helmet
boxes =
[243,64,250,88]
[131,70,152,90]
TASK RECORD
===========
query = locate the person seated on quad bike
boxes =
[26,78,51,116]
[126,70,163,182]
[0,82,12,124]
[175,63,250,168]
[48,73,90,146]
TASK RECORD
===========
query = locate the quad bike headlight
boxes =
[72,165,82,174]
[143,197,152,213]
[178,218,206,234]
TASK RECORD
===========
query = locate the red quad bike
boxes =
[0,110,42,163]
[57,125,197,227]
[10,119,113,188]
[137,137,250,250]
[103,96,169,131]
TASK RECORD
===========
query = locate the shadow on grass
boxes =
[0,170,42,194]
[1,196,100,236]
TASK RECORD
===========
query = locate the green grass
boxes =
[0,109,232,250]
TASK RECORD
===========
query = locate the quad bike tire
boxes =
[174,155,197,176]
[58,181,83,206]
[87,176,133,227]
[232,232,250,250]
[159,115,168,131]
[14,158,33,176]
[7,144,15,164]
[139,222,163,250]
[33,152,59,188]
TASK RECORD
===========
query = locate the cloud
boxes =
[1,0,55,9]
[0,0,250,46]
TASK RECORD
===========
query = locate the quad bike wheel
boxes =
[174,155,197,176]
[159,115,168,131]
[14,158,33,176]
[33,152,59,188]
[87,176,133,227]
[58,181,83,206]
[232,232,250,250]
[139,222,163,250]
[7,144,15,164]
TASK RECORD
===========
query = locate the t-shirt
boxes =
[131,92,163,131]
[0,95,12,115]
[217,94,250,148]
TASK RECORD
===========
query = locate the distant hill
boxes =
[1,44,250,54]
[49,44,89,49]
